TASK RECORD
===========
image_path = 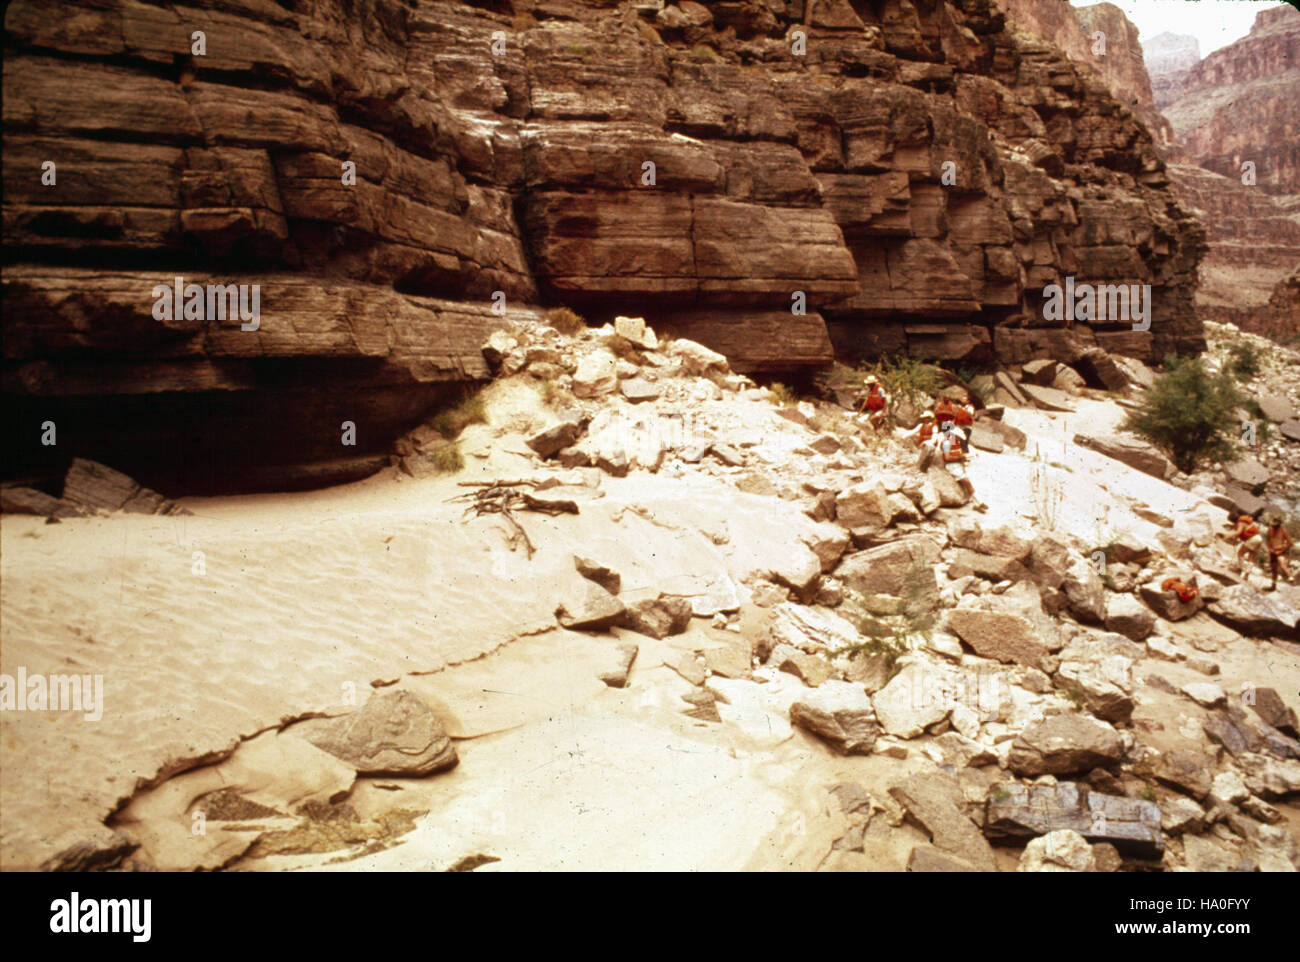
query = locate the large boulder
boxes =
[836,538,942,599]
[789,680,880,755]
[62,458,188,515]
[571,350,619,398]
[1138,579,1204,621]
[1062,558,1106,624]
[293,690,457,776]
[1103,593,1155,641]
[871,662,954,738]
[1224,458,1270,494]
[1017,830,1096,872]
[889,772,997,872]
[1073,434,1175,480]
[946,607,1055,671]
[985,782,1162,856]
[1208,584,1299,637]
[1008,715,1124,776]
[1257,392,1295,423]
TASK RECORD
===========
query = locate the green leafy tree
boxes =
[1121,355,1242,473]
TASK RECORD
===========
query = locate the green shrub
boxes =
[545,306,586,335]
[430,442,464,474]
[831,561,937,683]
[1121,355,1243,473]
[864,355,944,413]
[1226,341,1262,380]
[689,44,721,63]
[431,388,488,440]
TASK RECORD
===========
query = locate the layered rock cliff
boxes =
[1002,1,1299,341]
[2,0,1206,491]
[1153,4,1300,195]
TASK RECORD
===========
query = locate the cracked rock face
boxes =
[2,0,1205,492]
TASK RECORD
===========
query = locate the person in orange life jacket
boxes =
[938,421,987,513]
[933,396,958,428]
[1266,516,1293,590]
[902,411,937,446]
[1226,513,1263,569]
[1160,576,1199,603]
[953,393,976,452]
[858,376,890,431]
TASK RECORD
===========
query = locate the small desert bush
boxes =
[690,44,721,63]
[431,388,488,440]
[767,382,798,406]
[511,10,537,33]
[863,355,944,412]
[1225,341,1262,380]
[600,332,641,362]
[1121,355,1243,473]
[832,562,938,683]
[545,306,586,335]
[430,443,464,474]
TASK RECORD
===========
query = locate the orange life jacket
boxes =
[1160,577,1198,603]
[1238,518,1260,540]
[955,405,974,427]
[917,422,935,445]
[865,384,885,411]
[934,398,957,423]
[941,437,965,463]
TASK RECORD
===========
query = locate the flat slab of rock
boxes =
[789,680,880,755]
[62,458,188,515]
[946,607,1053,670]
[889,772,997,872]
[0,485,87,519]
[968,422,1004,453]
[619,377,661,403]
[985,781,1162,856]
[557,584,627,630]
[1281,420,1300,443]
[1008,714,1123,776]
[1020,383,1076,412]
[1208,584,1299,637]
[1181,682,1226,708]
[1073,434,1174,480]
[906,845,977,872]
[871,662,953,738]
[294,690,457,777]
[1257,392,1295,422]
[837,537,942,598]
[1225,458,1270,493]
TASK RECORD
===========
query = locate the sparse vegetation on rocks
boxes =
[1122,355,1243,473]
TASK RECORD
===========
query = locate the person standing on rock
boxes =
[1228,514,1263,570]
[858,377,890,432]
[1266,516,1294,590]
[938,421,987,513]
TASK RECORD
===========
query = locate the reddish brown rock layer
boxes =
[2,0,1206,490]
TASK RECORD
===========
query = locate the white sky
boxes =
[1071,0,1290,57]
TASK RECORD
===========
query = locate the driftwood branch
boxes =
[447,480,579,558]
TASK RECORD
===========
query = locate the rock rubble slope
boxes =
[2,317,1297,872]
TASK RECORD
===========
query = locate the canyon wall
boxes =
[1004,0,1299,341]
[1154,4,1300,195]
[2,0,1206,491]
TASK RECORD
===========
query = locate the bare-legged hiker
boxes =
[939,421,987,512]
[1227,514,1262,570]
[1266,516,1293,590]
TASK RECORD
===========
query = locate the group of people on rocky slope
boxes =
[857,376,986,513]
[1228,512,1294,590]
